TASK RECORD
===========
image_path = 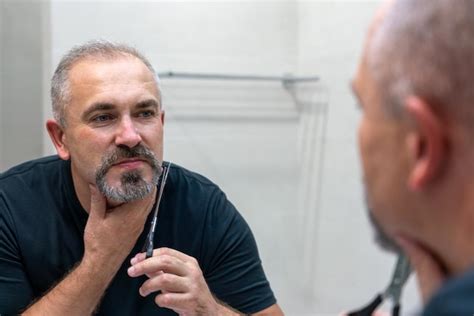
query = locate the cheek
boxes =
[141,125,164,156]
[69,129,111,167]
[357,119,386,207]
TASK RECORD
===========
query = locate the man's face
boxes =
[352,55,411,252]
[60,56,164,204]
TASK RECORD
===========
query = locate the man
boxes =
[353,0,474,315]
[0,41,283,315]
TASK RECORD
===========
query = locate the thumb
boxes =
[397,237,446,303]
[88,184,106,219]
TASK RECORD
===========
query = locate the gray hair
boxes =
[368,0,474,124]
[51,40,160,126]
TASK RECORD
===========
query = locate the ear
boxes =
[404,97,446,191]
[46,119,71,160]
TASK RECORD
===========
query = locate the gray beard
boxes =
[367,210,401,253]
[95,145,161,203]
[364,192,401,253]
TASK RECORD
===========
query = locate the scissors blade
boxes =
[384,253,411,303]
[145,162,171,258]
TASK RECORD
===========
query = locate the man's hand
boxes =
[23,185,156,315]
[127,247,237,316]
[397,237,446,303]
[83,185,155,269]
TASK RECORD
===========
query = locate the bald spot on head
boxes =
[366,0,474,127]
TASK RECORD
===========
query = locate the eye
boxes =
[91,114,114,123]
[137,110,155,118]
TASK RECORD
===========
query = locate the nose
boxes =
[115,116,142,148]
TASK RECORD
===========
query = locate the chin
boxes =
[368,210,402,253]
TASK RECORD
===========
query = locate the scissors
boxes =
[347,254,411,316]
[142,162,171,259]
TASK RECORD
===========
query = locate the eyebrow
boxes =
[81,103,115,121]
[81,99,160,121]
[136,99,160,110]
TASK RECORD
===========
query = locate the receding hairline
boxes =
[365,0,474,125]
[67,53,160,86]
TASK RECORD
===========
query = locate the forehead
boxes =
[68,56,158,93]
[353,1,393,104]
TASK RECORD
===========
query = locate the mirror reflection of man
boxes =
[353,0,474,315]
[0,41,283,316]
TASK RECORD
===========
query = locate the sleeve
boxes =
[200,190,277,314]
[0,193,34,314]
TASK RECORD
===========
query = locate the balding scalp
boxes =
[368,0,474,124]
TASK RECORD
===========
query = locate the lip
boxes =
[113,158,146,169]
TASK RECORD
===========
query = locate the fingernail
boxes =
[131,257,137,265]
[139,287,148,297]
[127,266,136,276]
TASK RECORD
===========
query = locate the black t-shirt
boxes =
[0,156,276,315]
[422,268,474,316]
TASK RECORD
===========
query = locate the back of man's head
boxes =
[369,0,474,126]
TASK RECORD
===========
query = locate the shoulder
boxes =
[423,268,474,316]
[167,162,226,202]
[0,156,67,215]
[0,155,64,186]
[168,162,221,191]
[164,162,241,227]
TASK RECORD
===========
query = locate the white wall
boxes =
[0,1,47,171]
[2,1,421,315]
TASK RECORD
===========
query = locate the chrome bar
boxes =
[157,71,319,83]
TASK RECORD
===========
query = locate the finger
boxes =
[397,237,446,303]
[152,247,196,263]
[131,252,147,265]
[132,248,196,265]
[88,184,106,219]
[128,254,188,278]
[131,248,198,270]
[154,292,192,312]
[131,254,163,278]
[139,273,188,297]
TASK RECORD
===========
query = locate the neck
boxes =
[420,181,474,277]
[71,165,94,213]
[439,206,474,277]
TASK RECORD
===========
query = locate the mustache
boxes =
[96,145,162,179]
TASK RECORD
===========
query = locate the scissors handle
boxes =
[392,303,400,316]
[347,294,383,316]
